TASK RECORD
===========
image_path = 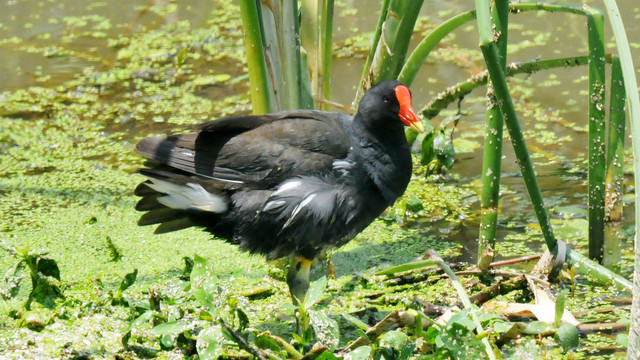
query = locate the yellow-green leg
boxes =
[286,256,312,305]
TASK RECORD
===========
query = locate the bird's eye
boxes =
[383,97,391,104]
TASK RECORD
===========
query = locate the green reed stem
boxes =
[604,56,625,222]
[354,0,423,106]
[586,9,606,261]
[599,0,640,357]
[239,0,276,114]
[477,0,509,261]
[420,55,601,119]
[475,0,557,255]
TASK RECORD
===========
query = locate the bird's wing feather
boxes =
[135,110,352,188]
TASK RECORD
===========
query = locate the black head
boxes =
[355,80,424,135]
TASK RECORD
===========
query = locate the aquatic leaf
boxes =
[304,276,327,306]
[340,310,369,331]
[236,308,249,330]
[345,345,372,360]
[180,256,194,280]
[315,351,341,360]
[522,321,552,335]
[126,310,159,333]
[197,325,225,360]
[433,130,455,169]
[176,47,187,67]
[27,274,64,310]
[106,236,121,262]
[1,260,24,299]
[309,310,340,349]
[406,197,424,212]
[255,332,283,352]
[554,290,568,328]
[420,131,435,165]
[191,255,217,307]
[615,333,629,347]
[379,330,409,350]
[151,320,190,336]
[554,324,579,352]
[398,342,417,360]
[118,269,137,293]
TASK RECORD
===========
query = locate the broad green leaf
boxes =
[197,325,225,360]
[27,275,64,309]
[151,321,190,336]
[340,310,369,331]
[255,332,283,352]
[420,131,435,165]
[309,310,340,349]
[554,324,579,352]
[191,255,217,307]
[126,310,158,332]
[379,330,409,350]
[398,343,416,360]
[118,269,137,293]
[406,197,424,212]
[2,260,24,299]
[492,319,514,333]
[236,308,249,330]
[346,346,372,360]
[433,130,455,169]
[315,351,341,360]
[555,290,568,327]
[304,276,327,307]
[448,310,476,331]
[616,333,629,347]
[523,321,552,335]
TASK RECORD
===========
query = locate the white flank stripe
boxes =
[273,180,302,196]
[283,193,317,229]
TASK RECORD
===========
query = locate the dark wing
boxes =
[135,110,352,189]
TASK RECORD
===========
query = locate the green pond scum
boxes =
[0,0,637,359]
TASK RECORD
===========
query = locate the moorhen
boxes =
[134,80,424,303]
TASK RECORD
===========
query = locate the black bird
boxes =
[134,80,424,303]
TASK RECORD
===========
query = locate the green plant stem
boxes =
[320,0,334,111]
[355,0,423,105]
[475,0,557,255]
[586,9,607,262]
[477,0,509,260]
[567,250,631,291]
[604,56,625,222]
[239,0,276,114]
[301,0,334,111]
[421,55,601,119]
[354,0,390,103]
[599,0,640,357]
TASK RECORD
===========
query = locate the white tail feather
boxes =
[147,179,228,213]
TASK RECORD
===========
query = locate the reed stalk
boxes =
[599,0,640,357]
[477,0,509,261]
[475,0,558,254]
[604,56,625,223]
[239,0,276,114]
